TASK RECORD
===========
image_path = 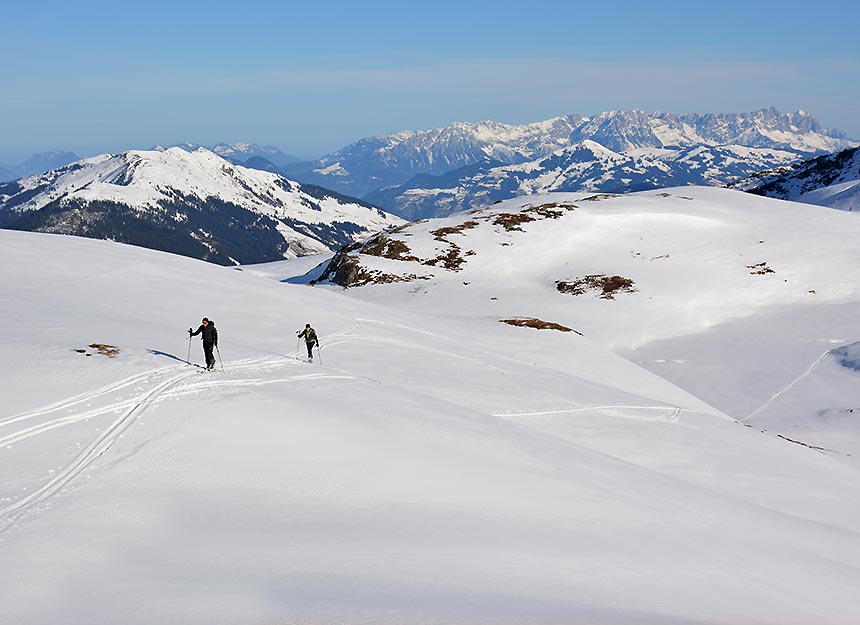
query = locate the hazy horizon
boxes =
[2,0,858,165]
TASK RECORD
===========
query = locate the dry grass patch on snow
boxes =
[500,317,582,334]
[557,275,637,300]
[362,235,420,262]
[88,343,120,357]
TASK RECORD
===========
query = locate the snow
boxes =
[9,148,396,230]
[798,178,860,211]
[339,187,860,348]
[3,183,860,624]
[240,253,332,283]
[313,162,350,176]
[1,148,403,259]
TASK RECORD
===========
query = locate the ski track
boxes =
[0,354,326,533]
[0,364,176,428]
[0,369,199,533]
[743,350,831,422]
[0,357,291,450]
[494,405,684,423]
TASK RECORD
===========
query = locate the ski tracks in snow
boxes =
[0,354,356,533]
[743,350,832,422]
[494,405,684,423]
[0,368,199,533]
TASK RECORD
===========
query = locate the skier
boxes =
[189,317,218,370]
[297,323,319,362]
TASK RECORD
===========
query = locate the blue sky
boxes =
[1,0,858,163]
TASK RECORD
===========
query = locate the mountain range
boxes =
[3,108,856,260]
[283,108,857,219]
[0,148,401,265]
[735,145,860,211]
[154,141,302,168]
[0,150,81,182]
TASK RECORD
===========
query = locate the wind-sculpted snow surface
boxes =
[0,147,402,265]
[3,227,860,624]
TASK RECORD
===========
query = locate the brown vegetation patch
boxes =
[423,246,467,271]
[416,221,481,271]
[524,203,575,219]
[491,212,536,232]
[500,317,583,335]
[556,275,636,299]
[361,235,419,262]
[88,343,120,357]
[430,220,480,241]
[317,253,431,287]
[746,262,775,275]
[579,193,620,202]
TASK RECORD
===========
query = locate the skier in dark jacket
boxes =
[297,323,319,361]
[190,317,218,369]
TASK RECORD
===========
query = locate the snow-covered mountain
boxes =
[3,185,860,623]
[0,150,81,182]
[284,108,855,216]
[209,141,301,167]
[367,141,806,220]
[156,141,301,167]
[282,115,586,198]
[735,145,860,211]
[0,147,402,265]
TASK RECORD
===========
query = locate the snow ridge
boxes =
[0,148,402,265]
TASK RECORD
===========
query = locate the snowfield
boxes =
[2,185,860,624]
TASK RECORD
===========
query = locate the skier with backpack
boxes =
[189,317,219,370]
[297,323,319,362]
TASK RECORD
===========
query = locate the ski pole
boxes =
[215,345,224,372]
[316,343,323,366]
[186,331,192,364]
[296,337,301,360]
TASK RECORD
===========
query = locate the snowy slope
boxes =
[319,186,860,346]
[318,186,860,465]
[3,229,860,624]
[737,146,860,211]
[0,148,402,264]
